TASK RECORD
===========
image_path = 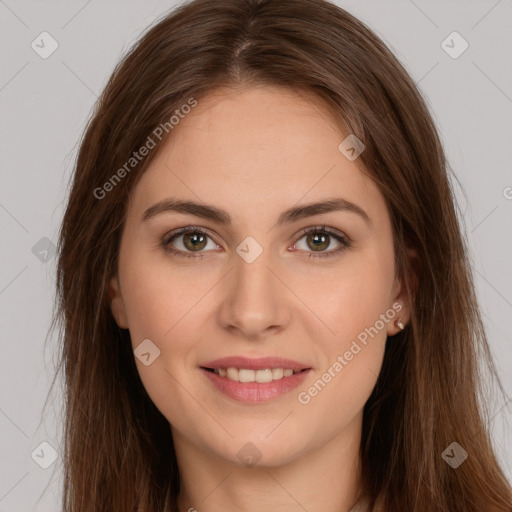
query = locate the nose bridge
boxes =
[235,243,274,295]
[219,237,289,337]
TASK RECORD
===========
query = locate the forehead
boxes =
[129,85,386,227]
[166,84,349,167]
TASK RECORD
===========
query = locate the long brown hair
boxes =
[49,0,512,510]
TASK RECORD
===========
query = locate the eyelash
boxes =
[161,224,351,260]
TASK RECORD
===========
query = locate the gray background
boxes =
[0,0,511,510]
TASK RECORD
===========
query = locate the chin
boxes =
[215,434,308,469]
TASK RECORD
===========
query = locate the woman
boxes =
[51,0,512,510]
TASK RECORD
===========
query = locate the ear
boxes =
[108,274,129,329]
[386,247,419,336]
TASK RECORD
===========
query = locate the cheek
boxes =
[295,264,393,425]
[117,254,206,423]
[120,232,395,354]
[295,248,395,407]
[121,270,175,343]
[118,239,201,343]
[301,249,395,345]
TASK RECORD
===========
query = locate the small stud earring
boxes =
[395,318,404,330]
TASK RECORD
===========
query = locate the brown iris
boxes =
[183,231,208,251]
[306,232,329,252]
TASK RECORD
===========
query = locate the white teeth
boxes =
[215,367,302,382]
[226,367,238,381]
[239,369,255,382]
[271,368,284,380]
[255,369,273,383]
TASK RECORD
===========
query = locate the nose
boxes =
[217,245,291,340]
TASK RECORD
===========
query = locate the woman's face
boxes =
[109,84,410,468]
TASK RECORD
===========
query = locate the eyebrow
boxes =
[142,197,372,228]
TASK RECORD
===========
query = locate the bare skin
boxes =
[109,84,413,512]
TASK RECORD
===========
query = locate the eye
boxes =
[161,224,351,260]
[292,224,351,259]
[162,226,218,259]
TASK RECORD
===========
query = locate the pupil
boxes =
[310,233,328,251]
[186,232,206,250]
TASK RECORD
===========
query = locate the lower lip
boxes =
[201,368,311,403]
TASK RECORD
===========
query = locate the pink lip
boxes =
[201,367,311,403]
[201,356,310,371]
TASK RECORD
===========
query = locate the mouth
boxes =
[201,366,309,383]
[199,356,312,402]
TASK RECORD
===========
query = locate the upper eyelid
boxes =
[299,225,348,239]
[163,225,218,244]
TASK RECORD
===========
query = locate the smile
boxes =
[205,367,306,383]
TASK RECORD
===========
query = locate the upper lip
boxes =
[201,356,311,371]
